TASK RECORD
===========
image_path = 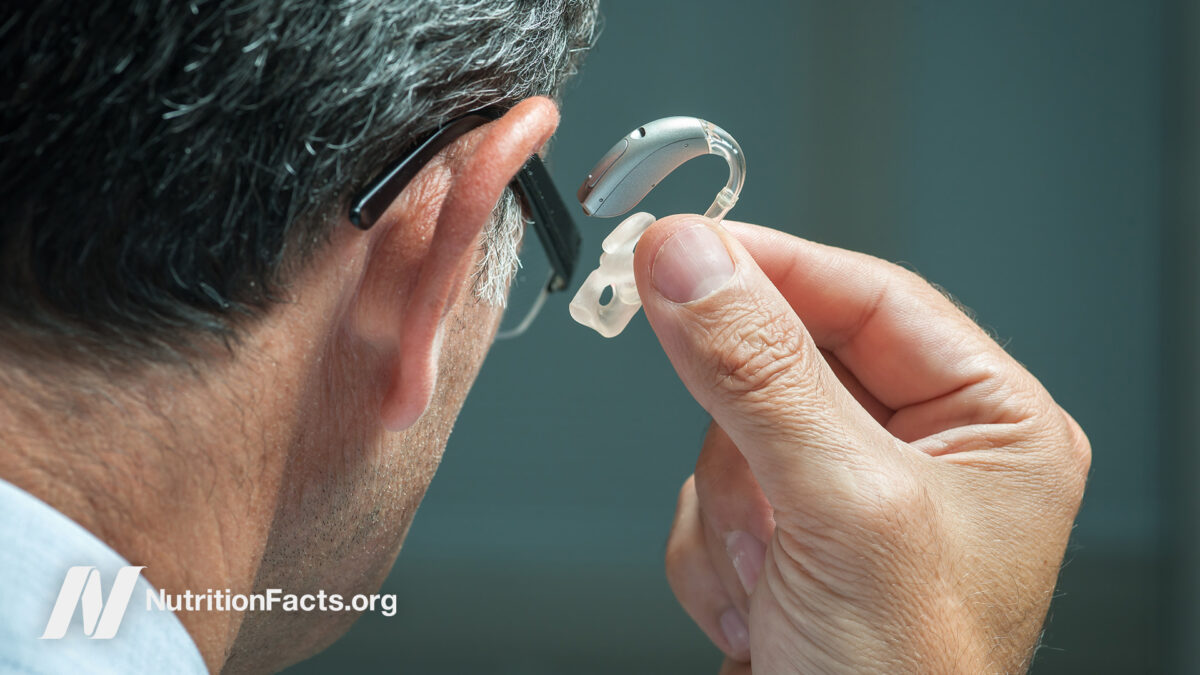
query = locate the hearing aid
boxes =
[569,116,745,338]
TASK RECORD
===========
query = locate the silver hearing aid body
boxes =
[569,116,746,337]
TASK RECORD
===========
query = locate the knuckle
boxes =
[874,257,931,300]
[984,369,1052,424]
[1063,411,1092,473]
[1006,401,1091,508]
[1055,408,1092,495]
[878,257,1001,343]
[884,258,959,305]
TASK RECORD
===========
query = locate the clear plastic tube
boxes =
[700,120,746,222]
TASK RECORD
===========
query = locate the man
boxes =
[0,1,1089,673]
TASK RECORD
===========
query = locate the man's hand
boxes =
[633,216,1091,673]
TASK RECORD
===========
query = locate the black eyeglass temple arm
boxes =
[515,154,580,292]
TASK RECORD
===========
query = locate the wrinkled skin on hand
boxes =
[635,217,1091,674]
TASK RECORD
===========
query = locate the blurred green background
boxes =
[288,1,1199,673]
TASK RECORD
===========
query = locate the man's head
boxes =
[0,0,597,670]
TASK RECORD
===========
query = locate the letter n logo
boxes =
[40,566,145,639]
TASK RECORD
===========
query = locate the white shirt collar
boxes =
[0,477,207,673]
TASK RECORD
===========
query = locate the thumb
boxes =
[634,215,897,507]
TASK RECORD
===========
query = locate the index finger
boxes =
[723,220,1037,421]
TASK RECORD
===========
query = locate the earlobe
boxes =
[351,97,560,431]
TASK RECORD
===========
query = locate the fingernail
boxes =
[725,530,766,594]
[719,607,750,654]
[652,224,735,303]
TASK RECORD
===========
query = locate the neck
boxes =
[0,228,366,671]
[0,249,360,672]
[0,347,289,671]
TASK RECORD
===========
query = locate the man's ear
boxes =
[350,96,559,431]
